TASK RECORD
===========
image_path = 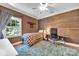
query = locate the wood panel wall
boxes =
[39,9,79,44]
[0,6,38,43]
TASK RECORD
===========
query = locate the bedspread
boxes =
[21,33,43,46]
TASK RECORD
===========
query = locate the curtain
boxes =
[0,10,12,39]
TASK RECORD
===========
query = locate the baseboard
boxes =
[13,41,22,46]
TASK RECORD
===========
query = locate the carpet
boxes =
[16,40,79,56]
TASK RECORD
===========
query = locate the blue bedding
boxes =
[16,44,30,56]
[16,33,34,56]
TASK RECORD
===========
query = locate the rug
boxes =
[15,40,79,56]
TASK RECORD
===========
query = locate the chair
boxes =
[50,28,59,44]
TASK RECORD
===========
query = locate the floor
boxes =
[15,40,79,56]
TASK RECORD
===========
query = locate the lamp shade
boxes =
[39,30,43,33]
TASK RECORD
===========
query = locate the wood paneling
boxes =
[22,16,38,33]
[8,37,21,43]
[39,9,79,44]
[0,6,38,43]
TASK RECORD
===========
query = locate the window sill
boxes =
[6,34,22,38]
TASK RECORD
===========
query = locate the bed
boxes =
[15,32,43,56]
[21,32,43,46]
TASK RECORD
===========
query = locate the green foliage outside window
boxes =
[5,16,22,37]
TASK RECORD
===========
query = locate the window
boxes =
[4,16,22,38]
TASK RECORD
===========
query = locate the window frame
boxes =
[4,16,22,38]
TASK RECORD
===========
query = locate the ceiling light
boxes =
[40,3,48,7]
[39,7,48,11]
[39,3,48,11]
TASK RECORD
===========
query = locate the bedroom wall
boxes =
[39,9,79,44]
[0,6,38,44]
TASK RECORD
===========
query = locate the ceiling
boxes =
[0,3,79,20]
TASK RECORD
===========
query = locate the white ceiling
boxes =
[0,3,79,20]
